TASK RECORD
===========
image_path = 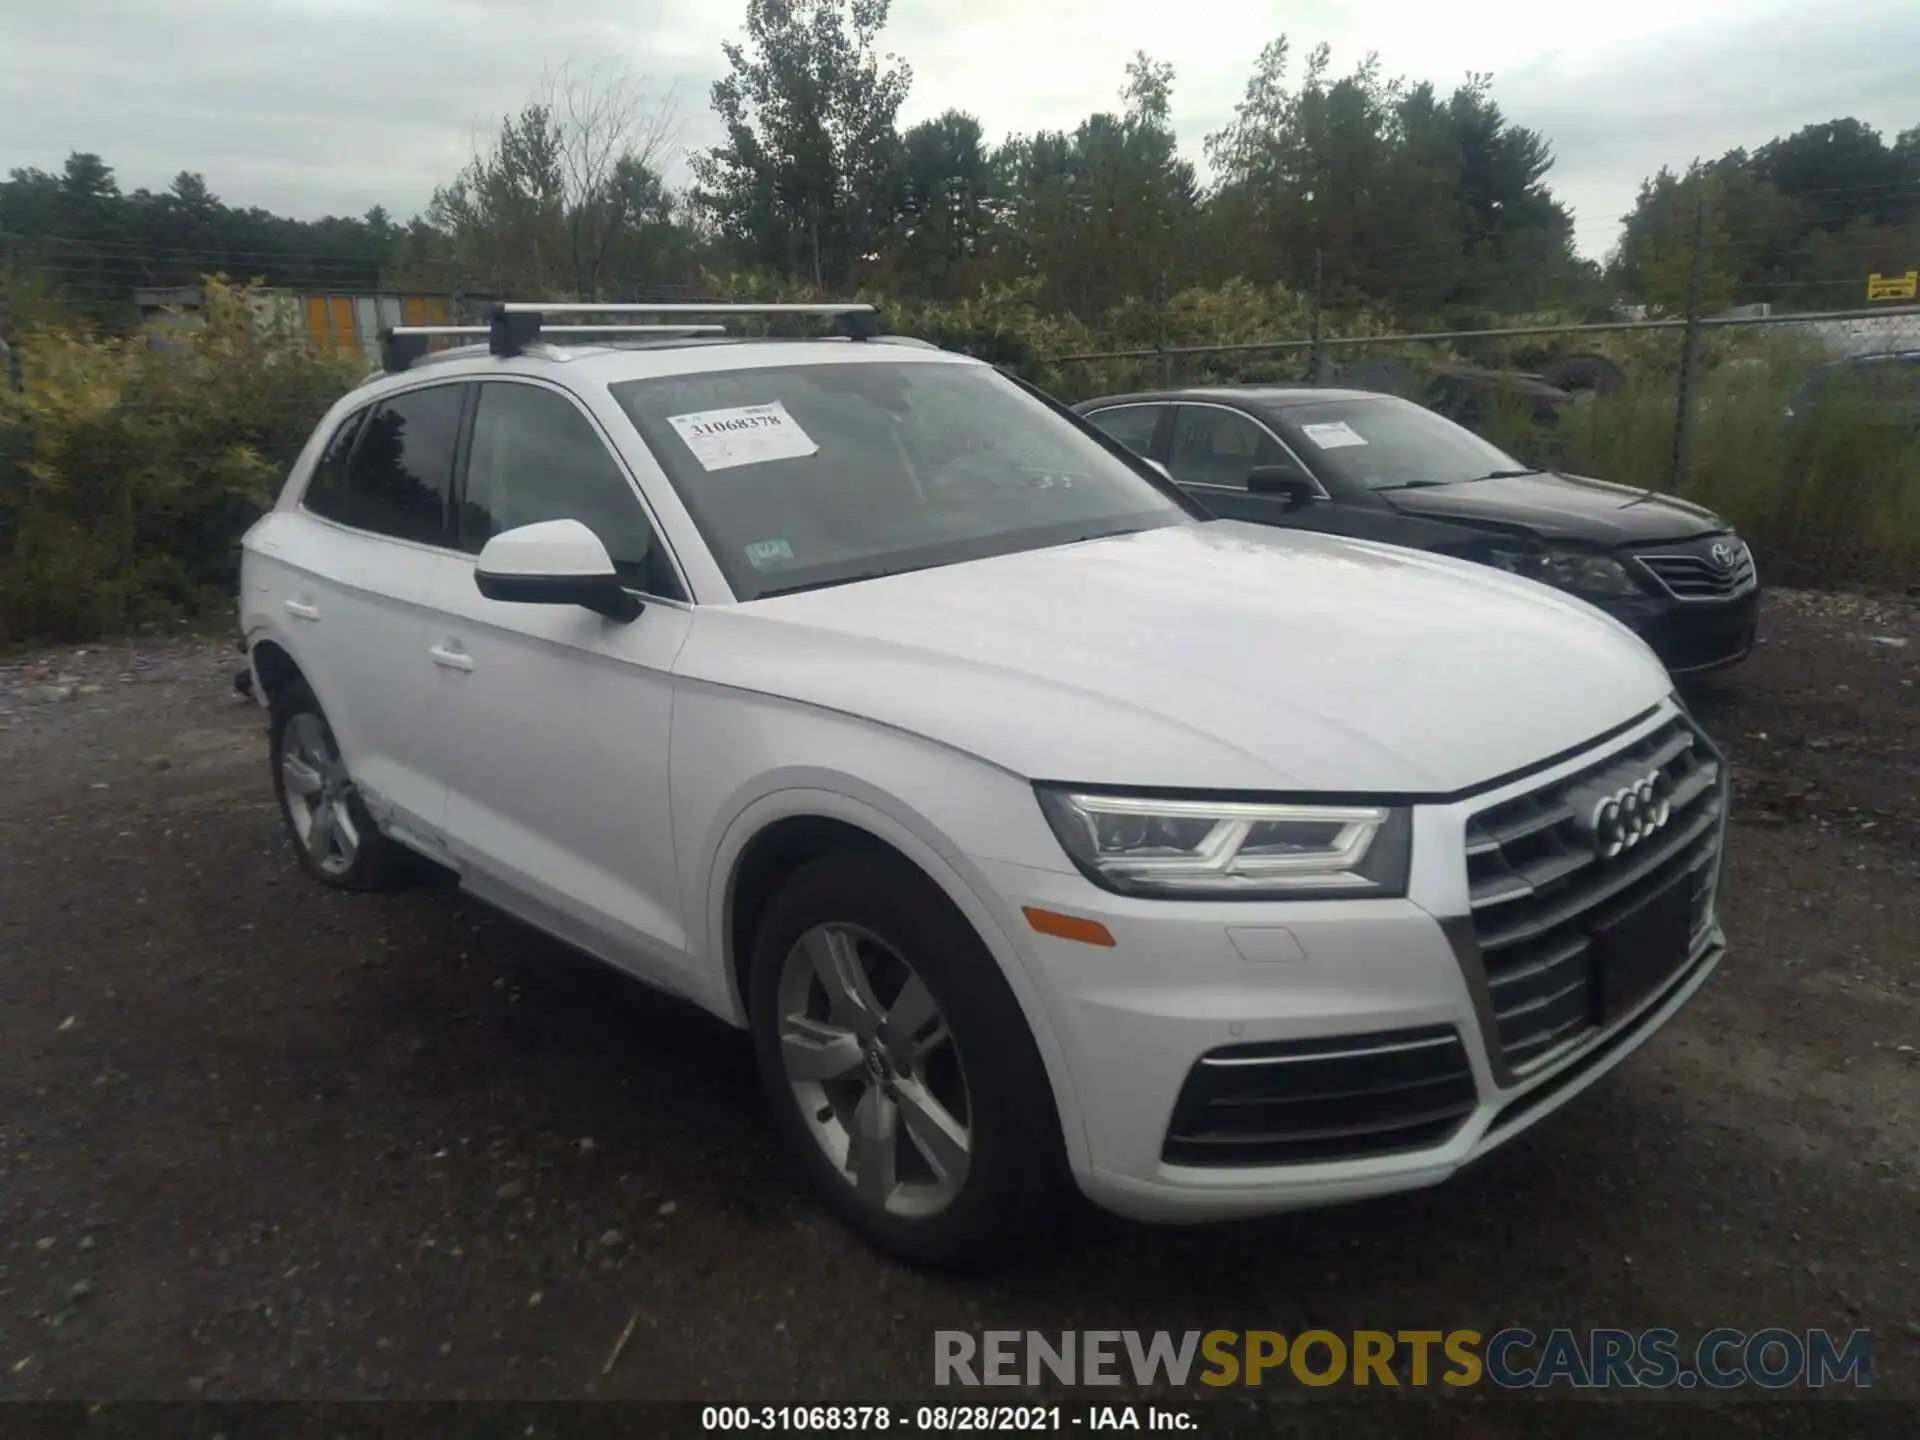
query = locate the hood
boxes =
[1383,470,1727,545]
[679,522,1673,794]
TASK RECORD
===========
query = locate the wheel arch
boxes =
[248,635,306,711]
[707,787,1092,1178]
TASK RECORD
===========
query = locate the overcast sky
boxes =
[3,0,1915,259]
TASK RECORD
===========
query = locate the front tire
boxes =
[268,679,406,892]
[747,848,1068,1270]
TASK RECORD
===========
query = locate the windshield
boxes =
[1275,397,1530,491]
[611,359,1186,599]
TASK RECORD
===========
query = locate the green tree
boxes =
[992,53,1200,316]
[1437,78,1588,312]
[1609,164,1745,315]
[1204,41,1582,319]
[878,109,998,299]
[1753,118,1918,229]
[1205,42,1401,298]
[1612,119,1919,313]
[690,0,912,289]
[0,152,402,313]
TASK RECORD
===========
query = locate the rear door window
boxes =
[303,384,465,545]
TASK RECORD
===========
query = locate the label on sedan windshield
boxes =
[1299,420,1368,449]
[666,401,819,471]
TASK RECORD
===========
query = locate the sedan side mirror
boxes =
[474,519,642,622]
[1145,458,1175,482]
[1245,464,1320,508]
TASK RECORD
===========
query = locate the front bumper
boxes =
[1592,586,1761,676]
[1096,932,1723,1222]
[964,702,1726,1224]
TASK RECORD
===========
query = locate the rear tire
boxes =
[268,679,407,892]
[747,847,1069,1270]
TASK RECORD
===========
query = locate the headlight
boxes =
[1035,789,1412,900]
[1488,545,1643,597]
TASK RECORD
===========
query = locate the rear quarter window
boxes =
[299,406,368,517]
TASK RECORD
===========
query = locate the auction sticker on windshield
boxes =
[1300,420,1368,449]
[668,402,819,471]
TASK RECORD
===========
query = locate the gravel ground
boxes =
[0,595,1916,1416]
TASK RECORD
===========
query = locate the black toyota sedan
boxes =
[1075,386,1761,675]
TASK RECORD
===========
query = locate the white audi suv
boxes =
[238,305,1729,1268]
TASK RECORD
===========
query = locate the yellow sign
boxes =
[1867,271,1918,301]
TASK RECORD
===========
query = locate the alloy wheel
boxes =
[280,712,360,877]
[776,922,972,1217]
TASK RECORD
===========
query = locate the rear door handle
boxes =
[284,600,320,621]
[429,645,474,673]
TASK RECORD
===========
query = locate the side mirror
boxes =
[474,519,641,622]
[1145,458,1175,482]
[1246,464,1319,507]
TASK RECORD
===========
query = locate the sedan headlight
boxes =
[1036,789,1412,900]
[1487,545,1643,597]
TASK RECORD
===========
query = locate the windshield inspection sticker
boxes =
[744,538,795,569]
[1299,420,1369,449]
[667,401,819,471]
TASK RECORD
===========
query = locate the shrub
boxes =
[0,278,363,646]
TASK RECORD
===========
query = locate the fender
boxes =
[704,784,1094,1180]
[238,514,305,711]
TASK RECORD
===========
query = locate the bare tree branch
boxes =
[432,61,685,299]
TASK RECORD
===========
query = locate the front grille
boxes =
[1635,541,1757,600]
[1486,934,1722,1139]
[1163,1025,1477,1167]
[1464,716,1724,1073]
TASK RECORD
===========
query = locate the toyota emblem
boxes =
[1710,541,1738,570]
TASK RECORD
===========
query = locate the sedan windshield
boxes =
[1275,397,1531,491]
[611,360,1187,599]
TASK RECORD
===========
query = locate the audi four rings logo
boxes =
[1710,541,1738,569]
[1587,773,1674,857]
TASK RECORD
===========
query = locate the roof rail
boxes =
[378,299,885,373]
[493,302,875,317]
[491,301,881,355]
[380,322,725,374]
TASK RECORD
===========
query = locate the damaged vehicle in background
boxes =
[1077,385,1762,676]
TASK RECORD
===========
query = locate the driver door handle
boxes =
[429,645,474,673]
[284,600,320,621]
